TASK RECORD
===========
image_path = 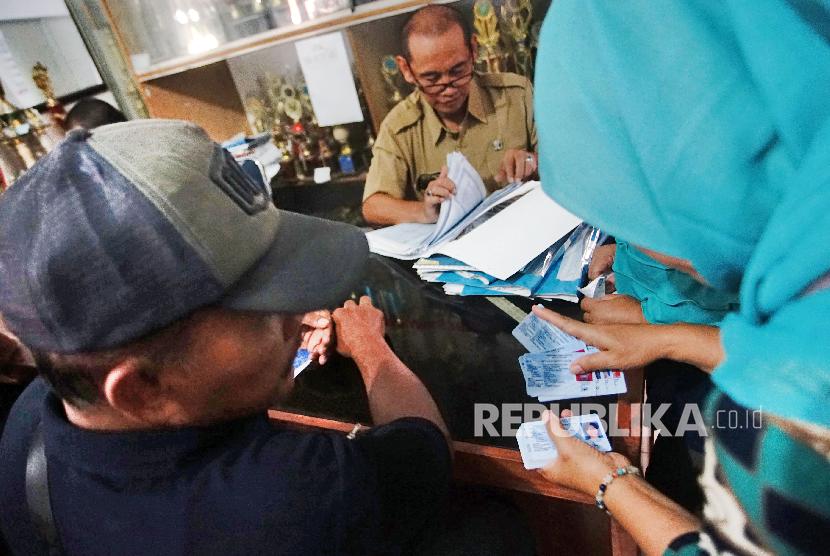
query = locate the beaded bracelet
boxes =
[595,465,641,514]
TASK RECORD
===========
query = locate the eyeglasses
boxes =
[407,58,474,95]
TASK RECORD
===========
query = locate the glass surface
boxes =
[281,255,628,449]
[106,0,359,70]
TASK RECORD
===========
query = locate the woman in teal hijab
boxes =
[530,1,830,554]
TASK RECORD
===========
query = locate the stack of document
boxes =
[512,312,626,401]
[366,152,600,298]
[415,223,602,301]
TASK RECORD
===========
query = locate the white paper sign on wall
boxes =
[295,32,363,127]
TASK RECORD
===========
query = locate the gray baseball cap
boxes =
[0,119,368,353]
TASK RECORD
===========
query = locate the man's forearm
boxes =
[362,194,430,226]
[351,337,450,442]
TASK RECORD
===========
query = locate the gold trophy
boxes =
[245,97,268,134]
[473,0,505,73]
[0,85,40,174]
[2,118,39,169]
[380,55,405,106]
[31,62,67,126]
[0,85,27,183]
[25,107,64,151]
[501,0,534,77]
[0,83,18,121]
[0,126,28,186]
[299,84,317,127]
[280,84,304,123]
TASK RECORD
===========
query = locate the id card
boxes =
[292,348,312,377]
[512,313,585,353]
[516,414,612,469]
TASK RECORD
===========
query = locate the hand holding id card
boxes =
[516,414,612,470]
[513,313,626,401]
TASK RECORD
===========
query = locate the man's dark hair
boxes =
[64,98,126,130]
[401,4,473,61]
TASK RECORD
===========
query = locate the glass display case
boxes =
[106,0,370,74]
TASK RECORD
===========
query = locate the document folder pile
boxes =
[366,152,603,301]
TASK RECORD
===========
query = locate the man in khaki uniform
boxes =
[362,5,538,226]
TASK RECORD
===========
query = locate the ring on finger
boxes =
[525,154,535,163]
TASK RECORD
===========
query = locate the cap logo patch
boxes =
[209,146,269,215]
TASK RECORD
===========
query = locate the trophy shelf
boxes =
[100,0,549,163]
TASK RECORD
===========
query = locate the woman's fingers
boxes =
[571,351,619,374]
[531,305,603,346]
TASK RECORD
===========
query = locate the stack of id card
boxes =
[516,414,612,469]
[512,312,626,401]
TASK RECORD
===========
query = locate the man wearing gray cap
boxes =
[0,120,450,555]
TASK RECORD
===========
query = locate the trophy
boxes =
[274,133,297,180]
[2,118,39,169]
[31,62,66,126]
[0,128,28,186]
[380,55,405,106]
[24,108,63,152]
[332,125,355,174]
[317,134,335,169]
[473,0,505,73]
[280,84,304,123]
[299,83,317,127]
[0,83,18,122]
[296,136,314,179]
[245,97,268,134]
[501,0,534,77]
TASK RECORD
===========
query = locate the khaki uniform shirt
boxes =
[363,72,537,201]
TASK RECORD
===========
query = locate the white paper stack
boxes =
[367,153,608,301]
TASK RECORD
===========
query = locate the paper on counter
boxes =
[437,187,582,280]
[366,223,435,259]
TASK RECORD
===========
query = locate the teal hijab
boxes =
[535,1,830,428]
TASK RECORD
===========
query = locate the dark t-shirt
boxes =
[0,379,451,555]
